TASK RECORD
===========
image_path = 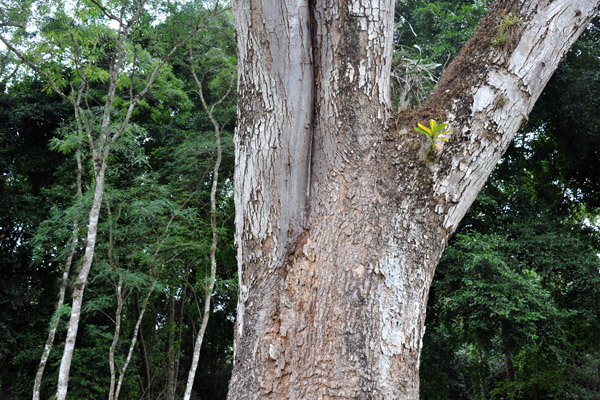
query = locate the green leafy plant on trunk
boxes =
[491,10,520,47]
[415,119,450,149]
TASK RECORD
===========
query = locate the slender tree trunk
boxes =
[108,272,124,400]
[505,350,515,383]
[135,294,152,400]
[114,281,156,400]
[478,347,487,400]
[531,382,539,400]
[32,145,83,400]
[173,283,187,395]
[167,295,176,400]
[182,258,218,400]
[228,0,600,398]
[32,230,77,400]
[52,6,212,395]
[56,162,107,400]
[183,67,226,400]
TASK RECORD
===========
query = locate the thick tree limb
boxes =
[396,0,600,235]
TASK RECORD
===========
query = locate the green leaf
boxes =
[418,122,431,134]
[414,126,430,135]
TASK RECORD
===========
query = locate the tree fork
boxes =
[228,0,600,398]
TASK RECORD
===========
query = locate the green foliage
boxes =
[1,1,237,399]
[500,12,519,28]
[395,0,489,67]
[0,77,72,398]
[424,203,600,399]
[490,29,508,46]
[420,6,600,400]
[415,119,450,149]
[392,0,489,106]
[526,16,600,211]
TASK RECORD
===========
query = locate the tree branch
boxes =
[395,0,600,234]
[0,33,74,106]
[88,0,120,22]
[112,5,232,144]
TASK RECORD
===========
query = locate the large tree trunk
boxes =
[228,0,600,398]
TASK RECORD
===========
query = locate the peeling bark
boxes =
[229,0,600,398]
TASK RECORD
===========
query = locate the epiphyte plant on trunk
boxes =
[414,119,450,150]
[491,9,521,48]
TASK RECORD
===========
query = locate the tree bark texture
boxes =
[229,0,600,398]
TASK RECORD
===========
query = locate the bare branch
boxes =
[125,0,147,30]
[128,43,138,104]
[132,5,232,104]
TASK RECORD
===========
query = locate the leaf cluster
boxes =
[415,118,450,149]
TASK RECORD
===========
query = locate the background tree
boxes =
[0,75,71,398]
[0,1,237,399]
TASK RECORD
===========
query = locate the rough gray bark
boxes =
[229,0,600,398]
